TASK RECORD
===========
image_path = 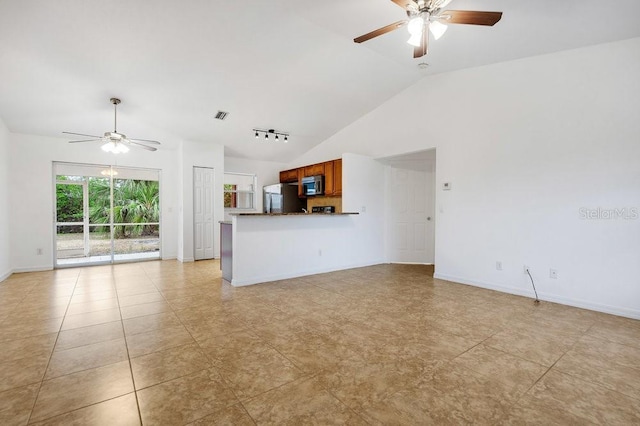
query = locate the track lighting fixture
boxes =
[252,128,290,143]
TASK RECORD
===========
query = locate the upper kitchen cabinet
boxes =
[279,168,298,183]
[323,159,342,196]
[278,158,341,197]
[334,159,342,196]
[324,161,334,195]
[304,163,325,177]
[297,167,305,197]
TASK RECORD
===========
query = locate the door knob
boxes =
[427,217,431,221]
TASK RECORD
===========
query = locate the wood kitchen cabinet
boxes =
[297,167,305,197]
[279,168,298,183]
[323,159,342,196]
[304,163,325,177]
[324,161,334,195]
[333,159,342,196]
[278,158,342,198]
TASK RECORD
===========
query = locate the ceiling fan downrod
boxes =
[110,97,121,132]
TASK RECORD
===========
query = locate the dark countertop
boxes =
[230,212,359,216]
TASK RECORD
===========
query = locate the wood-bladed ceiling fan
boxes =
[63,98,160,153]
[354,0,502,58]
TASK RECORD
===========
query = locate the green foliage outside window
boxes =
[56,177,159,238]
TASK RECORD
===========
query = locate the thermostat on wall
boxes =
[443,182,452,191]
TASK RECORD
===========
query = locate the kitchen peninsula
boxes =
[221,212,362,286]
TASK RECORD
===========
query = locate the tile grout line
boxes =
[507,320,597,409]
[135,263,248,423]
[547,321,640,404]
[114,264,145,426]
[25,268,81,425]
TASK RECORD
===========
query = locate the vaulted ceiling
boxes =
[1,0,639,162]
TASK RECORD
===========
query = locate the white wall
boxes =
[178,140,225,262]
[0,118,11,280]
[289,38,640,319]
[342,153,386,263]
[223,156,286,220]
[7,133,225,271]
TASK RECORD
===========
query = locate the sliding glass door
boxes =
[55,180,89,260]
[54,162,161,267]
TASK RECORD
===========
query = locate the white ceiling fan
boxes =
[63,98,160,153]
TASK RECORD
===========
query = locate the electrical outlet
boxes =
[496,261,503,271]
[550,269,558,279]
[523,265,529,274]
[318,249,322,256]
[36,248,43,255]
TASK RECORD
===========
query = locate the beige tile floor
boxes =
[1,261,639,425]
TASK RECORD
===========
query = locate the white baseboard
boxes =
[161,256,177,261]
[12,266,54,274]
[231,260,385,287]
[178,257,195,263]
[0,269,12,282]
[434,272,640,320]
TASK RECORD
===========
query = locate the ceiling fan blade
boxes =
[413,28,428,58]
[390,0,418,11]
[437,10,503,26]
[128,138,161,145]
[354,20,407,43]
[62,131,101,138]
[68,139,101,143]
[126,140,158,151]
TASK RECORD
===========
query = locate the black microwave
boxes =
[301,175,323,196]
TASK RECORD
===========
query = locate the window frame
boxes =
[223,172,257,211]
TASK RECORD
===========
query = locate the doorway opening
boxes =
[54,162,161,267]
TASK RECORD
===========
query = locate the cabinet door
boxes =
[297,168,305,198]
[279,169,298,183]
[334,159,342,196]
[324,161,334,196]
[304,163,325,177]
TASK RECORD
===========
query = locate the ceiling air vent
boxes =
[214,111,229,121]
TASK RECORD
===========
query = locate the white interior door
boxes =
[388,165,435,264]
[194,167,215,260]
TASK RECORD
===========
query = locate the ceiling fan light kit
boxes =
[63,97,161,153]
[354,0,502,59]
[407,17,425,47]
[101,137,130,154]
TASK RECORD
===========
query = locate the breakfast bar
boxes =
[221,212,364,286]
